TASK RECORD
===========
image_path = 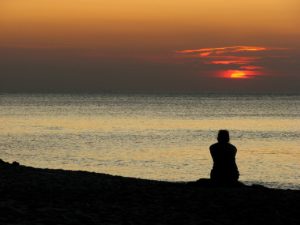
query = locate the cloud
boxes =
[176,46,288,79]
[0,45,299,93]
[176,46,268,55]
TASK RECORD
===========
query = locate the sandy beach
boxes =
[0,159,299,225]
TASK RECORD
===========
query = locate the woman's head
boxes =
[217,130,230,143]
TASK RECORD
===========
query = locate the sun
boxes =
[230,71,247,79]
[219,70,251,79]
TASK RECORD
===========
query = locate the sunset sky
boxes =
[1,0,300,93]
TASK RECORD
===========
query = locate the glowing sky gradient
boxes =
[0,0,300,92]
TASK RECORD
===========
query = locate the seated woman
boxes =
[209,130,239,184]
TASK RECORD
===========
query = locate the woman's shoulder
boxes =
[228,143,237,151]
[209,143,219,150]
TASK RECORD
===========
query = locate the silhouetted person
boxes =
[210,130,239,184]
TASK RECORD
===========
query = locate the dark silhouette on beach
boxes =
[210,130,239,184]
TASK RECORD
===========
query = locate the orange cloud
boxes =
[176,46,267,55]
[176,45,287,79]
[209,56,255,65]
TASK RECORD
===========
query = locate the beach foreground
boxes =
[0,160,299,225]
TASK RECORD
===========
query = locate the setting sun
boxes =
[219,69,254,79]
[230,71,247,79]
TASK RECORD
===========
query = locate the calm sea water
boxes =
[0,94,299,189]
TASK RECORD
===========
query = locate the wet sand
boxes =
[0,159,299,225]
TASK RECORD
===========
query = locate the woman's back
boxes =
[209,131,239,183]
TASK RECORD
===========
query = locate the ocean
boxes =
[0,94,299,189]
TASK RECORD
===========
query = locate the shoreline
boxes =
[2,160,297,191]
[1,159,300,225]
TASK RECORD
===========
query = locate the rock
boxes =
[12,161,20,167]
